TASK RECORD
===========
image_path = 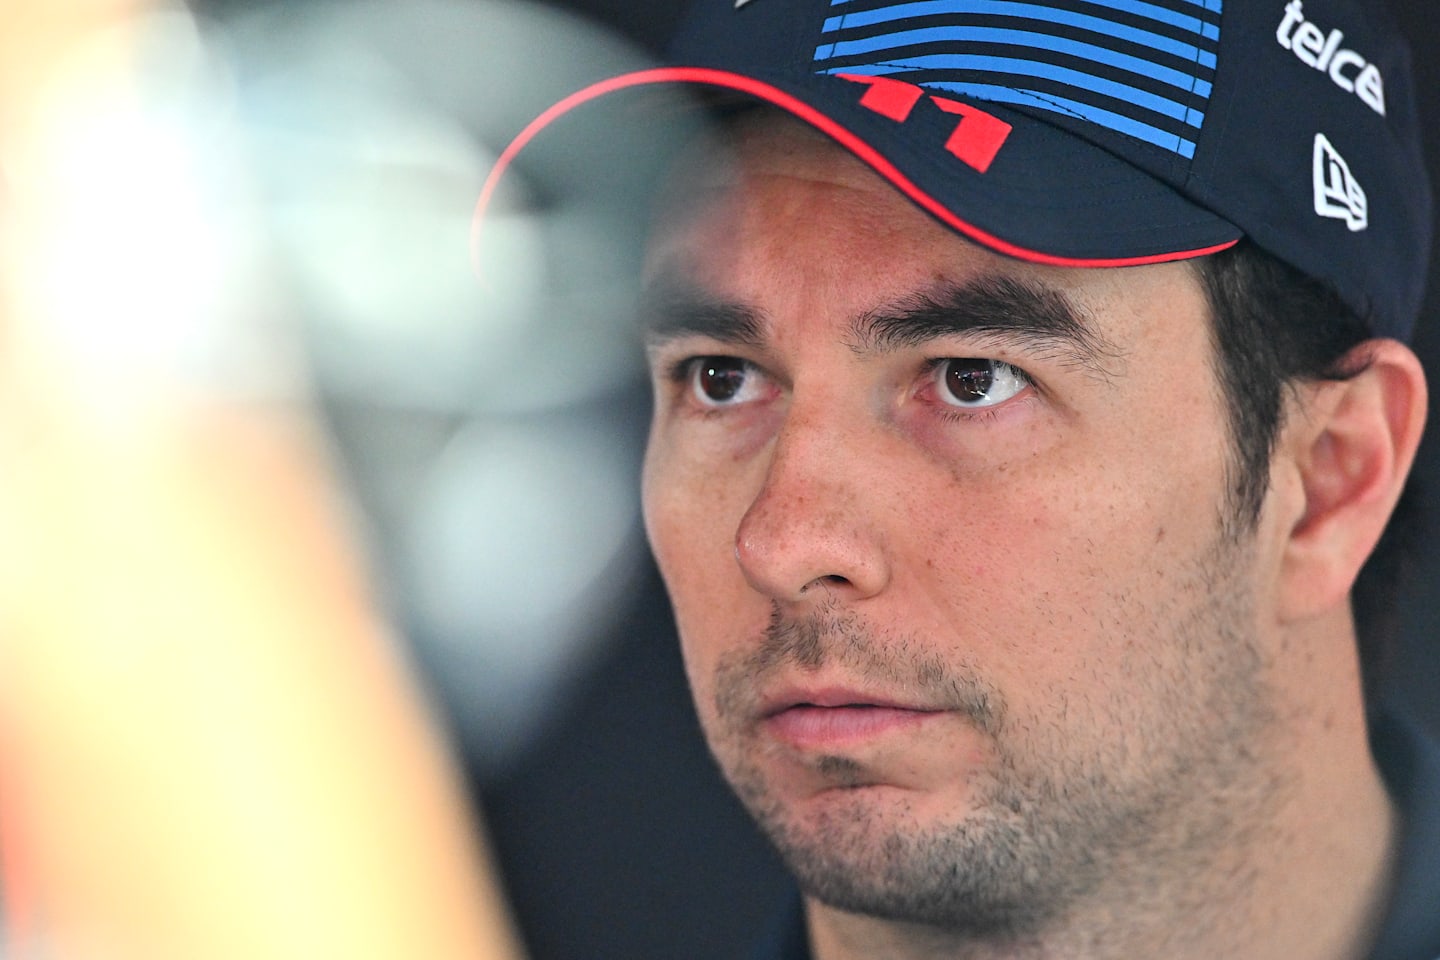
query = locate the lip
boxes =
[760,685,937,716]
[760,686,945,750]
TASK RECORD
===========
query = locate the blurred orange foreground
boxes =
[0,2,525,957]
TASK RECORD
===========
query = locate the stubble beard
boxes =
[704,533,1287,947]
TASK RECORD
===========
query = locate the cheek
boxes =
[641,437,761,696]
[905,435,1232,657]
[642,427,732,587]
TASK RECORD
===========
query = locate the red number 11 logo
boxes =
[836,74,1013,174]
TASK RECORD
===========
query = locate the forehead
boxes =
[646,112,946,276]
[651,111,893,214]
[644,111,1213,355]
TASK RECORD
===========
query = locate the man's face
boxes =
[640,117,1290,935]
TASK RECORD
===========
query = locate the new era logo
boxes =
[1312,133,1367,231]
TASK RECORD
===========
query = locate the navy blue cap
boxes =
[476,0,1431,339]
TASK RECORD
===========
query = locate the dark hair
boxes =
[1194,240,1421,694]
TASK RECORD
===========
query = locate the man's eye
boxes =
[934,358,1030,408]
[688,356,763,407]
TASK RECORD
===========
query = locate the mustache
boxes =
[714,601,1005,738]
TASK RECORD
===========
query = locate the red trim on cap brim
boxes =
[471,66,1238,278]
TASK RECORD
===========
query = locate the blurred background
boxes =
[4,1,1438,958]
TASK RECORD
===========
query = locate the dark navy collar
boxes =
[749,894,810,960]
[1367,700,1440,960]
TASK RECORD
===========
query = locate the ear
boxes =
[1276,339,1428,623]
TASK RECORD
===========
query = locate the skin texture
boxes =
[640,115,1423,960]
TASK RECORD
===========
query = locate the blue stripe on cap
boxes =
[815,0,1220,158]
[832,0,1222,12]
[815,25,1215,91]
[828,0,1214,39]
[922,80,1198,156]
[821,54,1205,126]
[819,0,1217,65]
[1058,0,1217,39]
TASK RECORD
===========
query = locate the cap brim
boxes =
[473,65,1241,276]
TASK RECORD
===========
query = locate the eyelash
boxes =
[666,356,708,385]
[931,401,1005,425]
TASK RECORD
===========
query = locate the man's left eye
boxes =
[933,358,1030,408]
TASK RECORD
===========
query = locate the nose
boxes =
[734,413,890,604]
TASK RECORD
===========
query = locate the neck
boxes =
[805,611,1398,960]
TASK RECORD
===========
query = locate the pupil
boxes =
[700,360,745,401]
[947,359,994,402]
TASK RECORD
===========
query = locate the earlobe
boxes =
[1277,339,1428,623]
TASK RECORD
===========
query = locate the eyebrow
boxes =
[851,276,1123,380]
[639,272,1124,380]
[639,279,768,348]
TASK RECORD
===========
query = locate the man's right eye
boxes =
[687,356,762,407]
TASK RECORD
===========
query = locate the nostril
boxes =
[801,574,851,594]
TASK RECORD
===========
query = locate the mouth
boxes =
[760,687,945,750]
